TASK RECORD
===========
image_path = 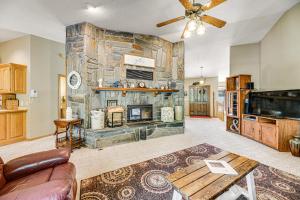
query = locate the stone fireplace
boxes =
[66,22,185,148]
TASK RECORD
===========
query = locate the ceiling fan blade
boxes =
[201,0,226,11]
[157,16,185,27]
[201,15,226,28]
[179,0,199,11]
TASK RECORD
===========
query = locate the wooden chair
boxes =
[54,119,83,151]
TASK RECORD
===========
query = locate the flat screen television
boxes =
[248,90,300,119]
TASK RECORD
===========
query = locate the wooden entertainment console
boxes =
[242,114,300,152]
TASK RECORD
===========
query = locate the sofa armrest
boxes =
[0,180,72,200]
[4,148,71,181]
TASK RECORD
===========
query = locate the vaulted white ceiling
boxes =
[0,29,27,43]
[0,0,299,78]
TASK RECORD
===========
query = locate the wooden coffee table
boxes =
[166,151,259,200]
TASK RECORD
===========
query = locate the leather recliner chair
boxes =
[0,148,77,200]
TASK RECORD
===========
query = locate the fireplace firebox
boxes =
[127,105,153,122]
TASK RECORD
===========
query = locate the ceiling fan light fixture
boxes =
[196,22,206,35]
[187,20,197,31]
[183,30,192,38]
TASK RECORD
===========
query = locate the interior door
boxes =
[189,85,210,116]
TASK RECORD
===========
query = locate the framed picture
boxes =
[107,100,118,107]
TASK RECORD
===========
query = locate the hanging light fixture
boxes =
[199,66,205,85]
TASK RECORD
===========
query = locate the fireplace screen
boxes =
[127,105,153,122]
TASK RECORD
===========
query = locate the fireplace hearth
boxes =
[127,105,153,122]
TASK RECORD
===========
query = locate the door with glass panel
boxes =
[189,85,210,116]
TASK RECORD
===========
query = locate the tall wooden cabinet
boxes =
[0,63,27,94]
[225,75,251,134]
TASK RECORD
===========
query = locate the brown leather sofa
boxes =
[0,148,77,200]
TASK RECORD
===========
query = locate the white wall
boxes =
[29,36,65,138]
[230,43,261,89]
[0,35,65,139]
[230,3,300,91]
[184,77,219,117]
[260,3,300,90]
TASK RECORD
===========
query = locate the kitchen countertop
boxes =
[0,107,28,113]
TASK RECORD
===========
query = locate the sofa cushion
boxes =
[0,158,6,190]
[50,162,76,181]
[0,168,52,196]
[4,148,70,181]
[0,180,71,200]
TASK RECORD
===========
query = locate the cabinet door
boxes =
[253,123,261,142]
[0,67,12,93]
[242,120,255,138]
[8,112,25,139]
[0,114,8,141]
[13,67,26,93]
[261,124,278,149]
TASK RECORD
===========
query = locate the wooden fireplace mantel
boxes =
[93,87,179,97]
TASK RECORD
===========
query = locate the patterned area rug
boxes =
[80,143,300,200]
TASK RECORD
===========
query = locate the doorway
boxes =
[189,85,210,117]
[58,74,67,119]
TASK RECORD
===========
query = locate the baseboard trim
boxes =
[26,133,53,141]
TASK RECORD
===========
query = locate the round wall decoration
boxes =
[67,71,82,90]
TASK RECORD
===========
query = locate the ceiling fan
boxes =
[156,0,227,39]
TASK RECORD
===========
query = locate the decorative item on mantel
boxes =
[161,107,174,123]
[113,80,123,88]
[107,106,124,128]
[175,106,183,121]
[290,135,300,157]
[98,78,103,88]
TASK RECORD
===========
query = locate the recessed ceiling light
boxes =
[86,3,100,14]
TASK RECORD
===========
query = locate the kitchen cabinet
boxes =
[0,109,27,146]
[0,63,26,94]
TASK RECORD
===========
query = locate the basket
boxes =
[6,99,19,110]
